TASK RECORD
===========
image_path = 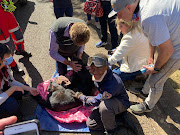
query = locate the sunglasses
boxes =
[87,57,108,67]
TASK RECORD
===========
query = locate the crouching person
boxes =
[0,44,39,118]
[72,53,130,135]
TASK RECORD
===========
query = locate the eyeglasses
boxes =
[87,57,108,67]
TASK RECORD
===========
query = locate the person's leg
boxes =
[107,7,118,49]
[99,98,126,133]
[54,8,65,19]
[98,2,108,43]
[65,6,73,17]
[56,61,67,76]
[145,59,180,109]
[87,14,92,21]
[112,67,142,81]
[131,58,180,113]
[86,107,105,133]
[94,16,99,22]
[0,97,20,119]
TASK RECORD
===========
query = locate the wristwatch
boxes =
[154,68,161,72]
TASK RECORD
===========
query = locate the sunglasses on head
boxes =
[87,57,108,67]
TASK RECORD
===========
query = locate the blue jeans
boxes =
[113,67,142,81]
[87,14,99,22]
[54,6,73,19]
[99,1,118,49]
[0,97,20,118]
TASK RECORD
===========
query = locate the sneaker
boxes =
[86,20,91,25]
[15,50,32,57]
[127,88,148,98]
[130,102,152,114]
[96,41,107,48]
[95,22,101,29]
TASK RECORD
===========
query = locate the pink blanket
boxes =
[37,78,94,123]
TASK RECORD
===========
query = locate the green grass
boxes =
[168,70,180,94]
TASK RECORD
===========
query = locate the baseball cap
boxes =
[108,0,136,18]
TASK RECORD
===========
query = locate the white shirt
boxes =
[108,28,149,72]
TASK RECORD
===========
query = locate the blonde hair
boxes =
[115,19,142,34]
[69,22,90,46]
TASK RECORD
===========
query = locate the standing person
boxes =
[0,44,39,118]
[49,17,90,76]
[108,19,149,80]
[84,0,100,29]
[96,0,118,49]
[0,0,31,73]
[72,53,130,135]
[52,0,73,19]
[109,0,180,114]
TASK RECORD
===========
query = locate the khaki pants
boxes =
[142,58,180,109]
[86,98,126,133]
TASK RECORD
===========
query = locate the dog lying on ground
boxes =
[34,59,95,112]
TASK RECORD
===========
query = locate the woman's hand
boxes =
[29,88,39,96]
[69,61,82,72]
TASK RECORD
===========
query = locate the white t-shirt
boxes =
[139,0,180,59]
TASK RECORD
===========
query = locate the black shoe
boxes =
[11,65,25,75]
[127,88,148,98]
[15,50,32,57]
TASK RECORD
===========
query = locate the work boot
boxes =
[15,50,32,57]
[11,65,25,75]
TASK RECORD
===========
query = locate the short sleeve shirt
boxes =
[139,0,180,59]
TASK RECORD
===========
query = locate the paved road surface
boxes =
[12,0,180,135]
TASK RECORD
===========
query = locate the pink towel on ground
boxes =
[37,78,94,123]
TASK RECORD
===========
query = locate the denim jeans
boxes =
[87,14,99,22]
[113,67,142,81]
[54,6,73,19]
[98,1,118,49]
[0,97,20,118]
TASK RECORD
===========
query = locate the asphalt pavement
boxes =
[12,0,180,135]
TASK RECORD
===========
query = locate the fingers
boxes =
[0,116,17,130]
[86,66,91,70]
[71,90,75,95]
[71,61,82,72]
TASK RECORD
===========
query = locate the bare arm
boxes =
[148,40,155,64]
[154,38,174,68]
[143,38,174,74]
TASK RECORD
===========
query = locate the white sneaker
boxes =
[95,22,101,29]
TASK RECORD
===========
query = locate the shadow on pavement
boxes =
[145,82,180,135]
[18,57,43,87]
[14,1,35,33]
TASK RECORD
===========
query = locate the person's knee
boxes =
[99,101,111,116]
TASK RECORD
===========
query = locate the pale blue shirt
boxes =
[139,0,180,59]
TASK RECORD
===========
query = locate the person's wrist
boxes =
[154,67,161,72]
